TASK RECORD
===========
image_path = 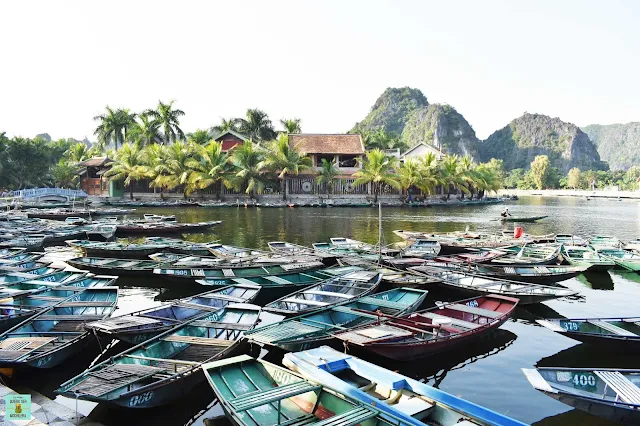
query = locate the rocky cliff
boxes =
[582,122,640,170]
[478,113,606,172]
[401,104,479,157]
[350,87,427,135]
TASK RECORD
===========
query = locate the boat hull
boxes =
[433,282,569,305]
[539,390,640,425]
[0,333,95,369]
[555,331,640,352]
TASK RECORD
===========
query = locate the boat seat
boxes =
[447,304,503,319]
[331,306,379,319]
[311,405,379,426]
[262,275,293,285]
[162,335,232,346]
[594,371,640,404]
[588,321,637,337]
[36,314,105,321]
[222,269,235,277]
[246,322,323,344]
[393,395,434,417]
[55,301,114,308]
[356,297,406,310]
[198,293,246,303]
[229,278,257,286]
[229,381,321,411]
[281,298,329,307]
[175,302,220,311]
[304,290,354,299]
[278,414,318,426]
[27,295,64,301]
[415,312,481,330]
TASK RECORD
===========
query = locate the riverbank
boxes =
[498,189,640,199]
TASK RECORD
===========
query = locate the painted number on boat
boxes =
[129,391,154,407]
[560,321,580,331]
[572,373,597,390]
[381,294,389,301]
[466,300,479,307]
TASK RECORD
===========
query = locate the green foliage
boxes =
[362,128,407,151]
[530,155,551,190]
[230,141,269,198]
[280,118,302,134]
[145,101,186,144]
[103,143,146,198]
[352,149,401,203]
[211,118,239,135]
[186,141,233,199]
[504,169,525,189]
[188,129,212,145]
[128,114,163,147]
[316,159,339,195]
[93,107,137,150]
[263,134,312,200]
[236,109,277,141]
[567,168,581,189]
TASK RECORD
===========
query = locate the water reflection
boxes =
[575,272,615,290]
[536,342,639,369]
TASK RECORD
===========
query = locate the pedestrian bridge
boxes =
[3,188,87,202]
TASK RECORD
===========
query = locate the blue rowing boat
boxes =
[0,287,118,368]
[244,287,428,352]
[85,283,261,344]
[284,346,527,426]
[0,274,117,332]
[57,303,261,408]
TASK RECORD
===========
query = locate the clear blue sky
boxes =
[1,0,638,140]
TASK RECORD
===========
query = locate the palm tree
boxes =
[51,160,78,188]
[263,134,312,200]
[472,163,502,199]
[66,142,89,163]
[104,143,146,199]
[188,129,212,145]
[316,158,339,196]
[280,118,302,134]
[155,141,197,198]
[230,141,268,199]
[128,114,163,147]
[352,149,400,203]
[237,109,276,142]
[416,153,440,196]
[141,143,170,199]
[457,155,475,199]
[439,154,468,200]
[93,107,137,150]
[187,141,233,199]
[145,100,185,144]
[398,158,421,197]
[211,118,239,135]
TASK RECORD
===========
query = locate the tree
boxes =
[280,118,302,134]
[187,141,233,199]
[530,155,551,190]
[104,143,146,199]
[236,109,277,142]
[93,107,137,150]
[398,158,422,196]
[352,149,400,203]
[211,118,239,135]
[128,114,163,147]
[263,134,312,200]
[141,143,170,199]
[416,153,440,196]
[65,142,89,163]
[51,160,78,188]
[230,141,268,199]
[504,168,525,189]
[439,154,468,199]
[188,129,212,145]
[145,100,185,144]
[567,168,581,189]
[473,163,502,198]
[315,158,339,196]
[154,141,197,198]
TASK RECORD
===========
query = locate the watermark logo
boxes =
[5,394,31,421]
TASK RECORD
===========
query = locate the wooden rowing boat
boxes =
[284,346,528,426]
[329,237,400,256]
[154,261,325,282]
[561,245,615,271]
[268,241,313,254]
[0,287,118,368]
[195,266,363,304]
[588,235,622,248]
[555,234,587,246]
[0,267,64,285]
[0,261,52,273]
[418,263,589,284]
[401,238,441,258]
[595,248,640,271]
[331,295,518,360]
[500,215,548,223]
[57,304,261,407]
[408,266,578,304]
[522,367,640,425]
[203,355,396,426]
[537,317,640,351]
[66,240,169,259]
[244,287,428,352]
[85,283,261,344]
[338,258,439,288]
[263,270,382,316]
[0,274,117,332]
[65,257,165,277]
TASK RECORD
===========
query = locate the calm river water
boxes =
[26,196,640,425]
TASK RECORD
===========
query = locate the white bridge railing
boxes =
[6,188,88,199]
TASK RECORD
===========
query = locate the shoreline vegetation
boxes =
[2,100,638,201]
[498,189,640,200]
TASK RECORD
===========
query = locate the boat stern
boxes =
[522,368,556,393]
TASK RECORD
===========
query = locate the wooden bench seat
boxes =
[594,371,640,404]
[229,381,321,411]
[162,335,232,346]
[447,303,503,319]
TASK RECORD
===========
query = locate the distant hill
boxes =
[477,113,606,173]
[401,104,479,157]
[581,122,640,170]
[350,87,427,135]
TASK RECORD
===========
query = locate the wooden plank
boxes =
[304,290,354,299]
[281,298,329,307]
[123,354,200,365]
[162,335,233,346]
[588,320,638,337]
[230,381,321,411]
[447,303,503,319]
[594,371,640,404]
[55,301,114,308]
